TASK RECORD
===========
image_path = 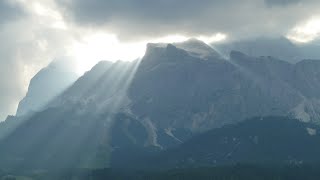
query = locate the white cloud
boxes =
[288,17,320,43]
[0,0,75,120]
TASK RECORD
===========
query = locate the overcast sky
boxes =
[1,0,320,120]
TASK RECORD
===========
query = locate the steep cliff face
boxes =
[16,59,78,116]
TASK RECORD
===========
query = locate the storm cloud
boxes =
[264,0,301,7]
[56,0,320,41]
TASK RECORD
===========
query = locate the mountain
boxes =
[138,116,320,169]
[0,58,78,140]
[214,36,320,63]
[147,38,221,60]
[0,60,161,170]
[16,58,78,116]
[173,38,222,59]
[1,39,320,170]
[128,44,320,133]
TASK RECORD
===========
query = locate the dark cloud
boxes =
[56,0,319,41]
[0,0,26,25]
[57,0,230,39]
[264,0,301,7]
[58,0,225,24]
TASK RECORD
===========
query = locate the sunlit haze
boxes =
[70,33,228,75]
[3,0,320,178]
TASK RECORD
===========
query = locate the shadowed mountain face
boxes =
[1,40,320,170]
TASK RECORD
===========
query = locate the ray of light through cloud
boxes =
[68,33,146,75]
[3,0,320,121]
[3,0,320,172]
[69,33,228,75]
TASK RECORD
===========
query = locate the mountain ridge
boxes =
[1,39,320,170]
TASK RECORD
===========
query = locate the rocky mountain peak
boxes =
[174,38,221,59]
[144,39,220,62]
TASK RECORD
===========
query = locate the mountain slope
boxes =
[138,116,320,169]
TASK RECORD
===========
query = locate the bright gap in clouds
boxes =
[70,33,146,75]
[71,33,227,75]
[288,17,320,43]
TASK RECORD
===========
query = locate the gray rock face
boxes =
[129,48,302,133]
[16,58,78,116]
